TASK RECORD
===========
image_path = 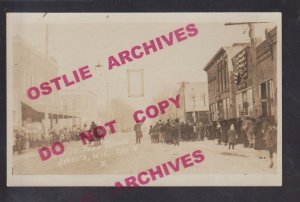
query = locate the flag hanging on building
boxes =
[232,48,248,85]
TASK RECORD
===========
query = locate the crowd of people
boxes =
[146,116,277,168]
[13,122,99,155]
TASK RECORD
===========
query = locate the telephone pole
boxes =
[178,81,189,122]
[225,22,268,118]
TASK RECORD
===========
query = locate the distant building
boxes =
[59,89,98,129]
[203,43,249,121]
[177,82,209,123]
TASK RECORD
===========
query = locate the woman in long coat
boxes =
[242,118,255,148]
[216,122,222,145]
[266,123,277,168]
[254,118,268,158]
[221,121,229,145]
[134,122,143,144]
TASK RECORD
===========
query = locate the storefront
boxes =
[235,87,254,118]
[209,97,230,121]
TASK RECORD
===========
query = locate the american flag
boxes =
[232,49,248,84]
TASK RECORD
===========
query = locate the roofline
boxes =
[203,43,249,71]
[203,47,226,71]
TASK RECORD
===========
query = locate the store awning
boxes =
[21,100,78,119]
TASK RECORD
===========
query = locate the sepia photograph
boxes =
[6,13,282,186]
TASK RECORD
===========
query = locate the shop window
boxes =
[242,92,248,114]
[260,80,274,117]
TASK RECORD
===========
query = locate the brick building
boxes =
[203,43,248,121]
[204,27,277,122]
[254,27,277,122]
[232,46,255,118]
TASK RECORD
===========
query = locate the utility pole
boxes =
[225,22,267,118]
[191,88,196,123]
[178,81,189,122]
[44,23,49,135]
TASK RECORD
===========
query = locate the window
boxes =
[260,80,274,117]
[219,63,223,92]
[217,59,228,92]
[260,80,273,99]
[226,98,230,118]
[222,62,226,91]
[222,99,227,119]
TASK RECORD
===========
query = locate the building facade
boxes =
[232,46,255,118]
[204,27,277,123]
[204,43,248,121]
[13,36,61,130]
[59,89,98,129]
[12,36,79,132]
[254,27,277,122]
[177,82,209,123]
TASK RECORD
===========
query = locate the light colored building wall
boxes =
[12,36,60,129]
[59,90,98,129]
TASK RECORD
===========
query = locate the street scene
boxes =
[7,13,281,186]
[13,131,276,175]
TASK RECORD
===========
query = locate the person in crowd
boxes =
[89,121,97,146]
[93,126,102,146]
[134,121,143,144]
[180,122,187,141]
[14,129,23,154]
[221,120,229,146]
[158,120,165,143]
[23,128,30,150]
[192,122,197,141]
[216,122,222,145]
[161,121,167,143]
[228,124,237,150]
[254,117,268,159]
[266,120,277,168]
[199,122,205,141]
[173,119,181,146]
[205,122,211,139]
[149,125,154,143]
[165,121,173,144]
[235,118,243,144]
[196,123,201,141]
[210,122,216,140]
[241,120,249,147]
[154,122,161,144]
[242,117,255,148]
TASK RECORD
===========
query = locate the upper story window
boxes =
[217,57,228,93]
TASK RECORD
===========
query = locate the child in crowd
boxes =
[228,124,237,150]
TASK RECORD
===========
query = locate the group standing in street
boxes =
[13,121,104,155]
[145,115,277,169]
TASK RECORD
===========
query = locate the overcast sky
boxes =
[7,13,278,109]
